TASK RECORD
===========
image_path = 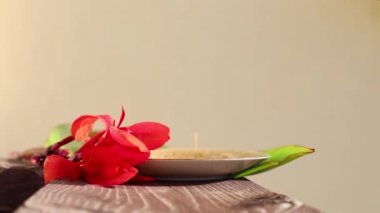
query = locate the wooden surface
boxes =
[16,179,319,213]
[0,159,320,213]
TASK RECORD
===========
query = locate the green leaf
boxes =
[45,124,82,155]
[232,145,314,178]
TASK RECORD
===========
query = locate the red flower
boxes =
[43,108,170,186]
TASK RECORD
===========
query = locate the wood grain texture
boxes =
[16,179,319,213]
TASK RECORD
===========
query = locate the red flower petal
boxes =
[128,122,170,150]
[116,106,126,128]
[77,130,106,153]
[85,138,150,165]
[71,115,114,141]
[84,163,137,186]
[43,155,81,184]
[109,127,149,152]
[109,144,150,165]
[80,146,138,186]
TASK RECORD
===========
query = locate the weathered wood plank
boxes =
[16,179,319,213]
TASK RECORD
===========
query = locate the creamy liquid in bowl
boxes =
[150,149,265,160]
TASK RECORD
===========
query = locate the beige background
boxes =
[1,0,379,212]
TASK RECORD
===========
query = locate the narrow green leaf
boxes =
[232,145,314,178]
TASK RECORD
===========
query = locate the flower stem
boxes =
[48,135,74,154]
[32,135,75,166]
